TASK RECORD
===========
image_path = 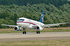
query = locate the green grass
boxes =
[0,29,70,33]
[41,29,70,32]
[0,27,70,33]
[0,40,70,46]
[0,30,22,33]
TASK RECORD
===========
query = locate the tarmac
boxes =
[0,32,70,41]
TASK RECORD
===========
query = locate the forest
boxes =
[0,0,70,28]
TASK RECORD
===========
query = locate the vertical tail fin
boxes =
[40,10,45,23]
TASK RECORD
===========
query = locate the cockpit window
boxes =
[17,19,24,22]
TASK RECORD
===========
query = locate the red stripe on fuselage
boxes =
[17,21,36,25]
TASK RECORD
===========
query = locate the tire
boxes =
[23,31,26,34]
[36,31,40,34]
[25,31,26,34]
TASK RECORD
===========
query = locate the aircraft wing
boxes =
[43,23,67,27]
[1,24,17,27]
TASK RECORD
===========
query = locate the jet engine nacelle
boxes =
[14,26,21,31]
[32,25,44,31]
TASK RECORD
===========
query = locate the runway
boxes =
[0,32,70,41]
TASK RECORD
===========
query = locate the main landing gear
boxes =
[22,28,40,34]
[23,31,40,34]
[36,26,40,34]
[36,31,40,34]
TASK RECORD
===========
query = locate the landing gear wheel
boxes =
[36,31,40,34]
[23,31,26,34]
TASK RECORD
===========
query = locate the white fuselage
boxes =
[16,17,44,30]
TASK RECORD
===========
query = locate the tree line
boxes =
[0,0,70,28]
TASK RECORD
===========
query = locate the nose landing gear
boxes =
[22,28,26,34]
[23,31,26,34]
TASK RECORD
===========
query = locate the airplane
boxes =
[2,11,67,34]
